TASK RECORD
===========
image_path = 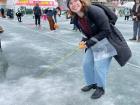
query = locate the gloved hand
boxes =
[85,39,97,48]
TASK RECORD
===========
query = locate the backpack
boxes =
[92,3,118,25]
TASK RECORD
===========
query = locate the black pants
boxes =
[125,16,129,20]
[17,16,22,22]
[35,15,40,26]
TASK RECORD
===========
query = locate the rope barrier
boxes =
[127,63,140,69]
[36,47,79,78]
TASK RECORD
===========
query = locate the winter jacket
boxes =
[46,10,54,17]
[16,12,22,17]
[73,5,132,66]
[33,6,42,16]
[132,4,140,20]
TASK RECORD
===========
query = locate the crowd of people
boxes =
[32,3,62,30]
[0,4,61,31]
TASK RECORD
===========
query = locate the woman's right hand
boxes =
[132,15,137,19]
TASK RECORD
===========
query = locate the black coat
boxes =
[132,4,140,20]
[74,5,132,66]
[16,12,22,17]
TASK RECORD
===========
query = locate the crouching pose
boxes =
[67,0,131,99]
[16,10,22,22]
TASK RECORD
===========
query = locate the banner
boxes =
[16,0,55,6]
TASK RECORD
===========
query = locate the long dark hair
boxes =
[56,7,61,16]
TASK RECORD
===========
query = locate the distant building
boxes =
[91,0,107,3]
[56,0,67,10]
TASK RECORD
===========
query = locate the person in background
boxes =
[7,9,14,19]
[130,0,140,41]
[1,8,5,18]
[124,8,130,20]
[41,9,47,22]
[46,8,55,30]
[66,0,131,99]
[16,9,22,22]
[54,7,61,29]
[53,7,61,23]
[0,26,3,48]
[33,3,42,27]
[56,7,61,17]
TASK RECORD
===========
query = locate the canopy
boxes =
[15,0,57,7]
[121,2,135,9]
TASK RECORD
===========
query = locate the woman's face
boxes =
[69,0,82,13]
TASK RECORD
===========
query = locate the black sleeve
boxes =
[132,4,136,15]
[85,39,96,48]
[81,37,88,42]
[87,6,112,41]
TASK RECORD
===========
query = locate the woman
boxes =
[67,0,131,99]
[56,7,61,17]
[53,7,61,23]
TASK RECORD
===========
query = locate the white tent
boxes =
[91,0,107,2]
[121,2,135,9]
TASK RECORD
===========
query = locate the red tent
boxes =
[16,0,55,7]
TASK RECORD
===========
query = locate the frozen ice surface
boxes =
[0,16,140,105]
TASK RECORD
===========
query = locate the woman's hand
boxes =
[132,15,137,19]
[79,41,87,49]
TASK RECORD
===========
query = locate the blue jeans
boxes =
[83,48,112,89]
[133,21,140,38]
